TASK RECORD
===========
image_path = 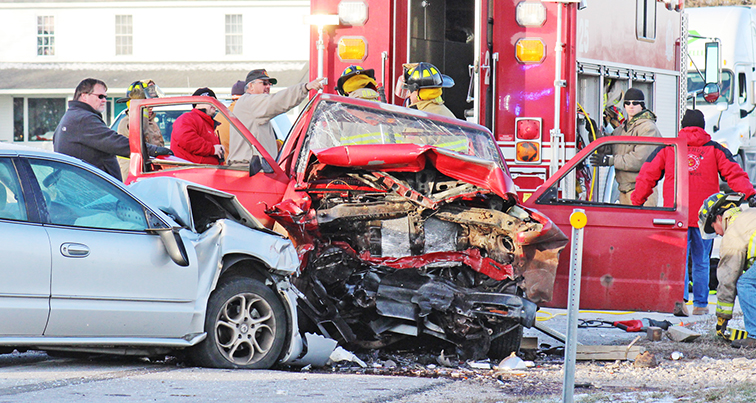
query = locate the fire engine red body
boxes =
[309,0,689,313]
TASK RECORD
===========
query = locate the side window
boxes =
[537,141,673,208]
[0,158,27,221]
[29,159,148,230]
[739,72,747,104]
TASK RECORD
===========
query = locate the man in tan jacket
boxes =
[698,192,756,348]
[227,69,324,165]
[590,88,660,205]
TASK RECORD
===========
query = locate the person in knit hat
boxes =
[632,108,756,316]
[215,80,247,154]
[590,87,660,205]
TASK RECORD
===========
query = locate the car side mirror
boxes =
[154,227,190,266]
[249,155,275,177]
[741,109,749,119]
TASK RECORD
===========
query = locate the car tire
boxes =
[488,321,523,359]
[189,277,286,369]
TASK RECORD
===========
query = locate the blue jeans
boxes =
[685,227,713,308]
[737,261,756,337]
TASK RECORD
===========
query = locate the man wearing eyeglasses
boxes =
[227,69,325,165]
[53,78,172,181]
[590,87,660,206]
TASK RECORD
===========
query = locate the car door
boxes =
[523,136,688,313]
[0,157,51,336]
[128,99,290,228]
[24,157,199,338]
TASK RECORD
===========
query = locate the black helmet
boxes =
[698,192,744,236]
[403,62,454,92]
[336,65,375,96]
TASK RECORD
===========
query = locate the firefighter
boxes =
[698,192,756,347]
[335,65,381,101]
[589,88,660,205]
[403,62,457,119]
[115,79,165,181]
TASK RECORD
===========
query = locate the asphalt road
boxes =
[0,351,463,403]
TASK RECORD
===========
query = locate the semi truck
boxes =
[687,6,756,184]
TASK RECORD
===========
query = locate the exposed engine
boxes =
[270,161,566,360]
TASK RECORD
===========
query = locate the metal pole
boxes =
[562,208,586,403]
[317,25,325,92]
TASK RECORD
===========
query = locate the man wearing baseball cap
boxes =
[170,87,225,165]
[227,69,325,164]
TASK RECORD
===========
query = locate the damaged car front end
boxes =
[271,97,568,359]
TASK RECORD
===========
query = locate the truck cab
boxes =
[687,6,756,182]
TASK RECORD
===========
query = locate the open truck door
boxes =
[523,135,688,313]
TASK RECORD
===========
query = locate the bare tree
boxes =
[686,0,752,6]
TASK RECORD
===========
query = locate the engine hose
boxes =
[577,102,598,201]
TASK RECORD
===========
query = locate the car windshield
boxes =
[297,100,503,172]
[687,70,733,104]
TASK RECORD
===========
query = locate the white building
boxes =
[0,0,311,149]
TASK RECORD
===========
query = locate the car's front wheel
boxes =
[190,277,286,369]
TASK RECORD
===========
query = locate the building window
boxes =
[116,15,133,55]
[225,14,243,55]
[636,0,656,41]
[13,98,66,142]
[37,16,55,56]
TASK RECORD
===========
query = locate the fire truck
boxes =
[307,0,693,313]
[308,0,686,200]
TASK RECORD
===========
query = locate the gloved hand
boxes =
[589,152,614,166]
[148,146,173,157]
[716,317,729,340]
[748,194,756,208]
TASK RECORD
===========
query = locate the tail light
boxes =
[515,117,542,163]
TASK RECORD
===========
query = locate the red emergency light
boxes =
[515,117,542,163]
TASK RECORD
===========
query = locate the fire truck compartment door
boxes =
[523,135,688,313]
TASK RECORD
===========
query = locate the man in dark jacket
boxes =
[53,78,171,181]
[632,109,756,315]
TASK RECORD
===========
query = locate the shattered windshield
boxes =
[296,100,503,172]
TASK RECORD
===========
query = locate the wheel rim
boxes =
[215,292,276,366]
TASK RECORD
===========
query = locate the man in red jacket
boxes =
[170,87,225,165]
[632,109,756,315]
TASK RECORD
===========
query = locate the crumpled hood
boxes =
[306,144,516,199]
[680,126,711,147]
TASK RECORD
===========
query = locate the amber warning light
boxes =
[515,117,542,163]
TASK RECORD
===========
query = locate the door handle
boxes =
[60,242,90,258]
[652,218,676,226]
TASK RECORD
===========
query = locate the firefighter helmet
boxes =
[403,62,454,93]
[336,65,376,96]
[116,80,163,104]
[698,192,744,236]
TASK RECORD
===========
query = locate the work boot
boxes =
[732,337,756,348]
[692,306,709,315]
[673,301,690,317]
[716,317,729,340]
